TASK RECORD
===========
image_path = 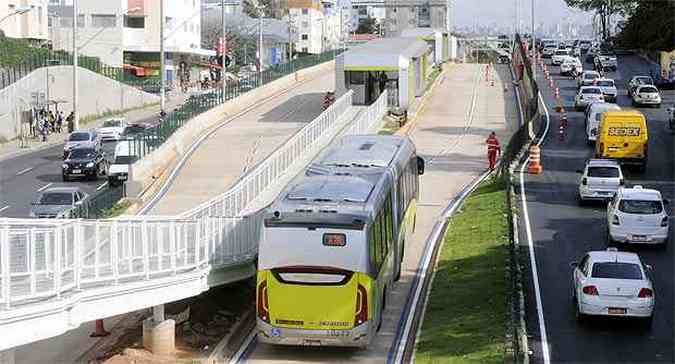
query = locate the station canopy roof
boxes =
[400,28,446,40]
[342,37,430,72]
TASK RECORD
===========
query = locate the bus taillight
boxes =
[257,281,270,323]
[354,284,368,326]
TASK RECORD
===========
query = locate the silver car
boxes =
[594,78,618,102]
[63,131,100,159]
[30,187,88,218]
[577,159,624,203]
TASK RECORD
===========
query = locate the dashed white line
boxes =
[37,183,53,192]
[96,182,108,191]
[0,205,10,213]
[16,167,34,176]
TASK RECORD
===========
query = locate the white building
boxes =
[288,0,324,54]
[49,0,214,83]
[0,0,48,41]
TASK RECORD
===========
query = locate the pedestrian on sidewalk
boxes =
[66,112,75,133]
[486,131,501,171]
[56,111,64,133]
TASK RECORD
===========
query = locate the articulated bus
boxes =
[256,135,424,347]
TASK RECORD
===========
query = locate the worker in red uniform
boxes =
[486,132,501,171]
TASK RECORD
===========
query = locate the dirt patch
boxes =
[82,279,255,364]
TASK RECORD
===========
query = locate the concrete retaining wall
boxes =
[0,66,159,142]
[129,61,336,201]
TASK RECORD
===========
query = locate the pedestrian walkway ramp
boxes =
[0,90,389,351]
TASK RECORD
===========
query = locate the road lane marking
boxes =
[37,183,53,192]
[517,90,551,364]
[96,182,108,191]
[0,205,10,213]
[16,167,33,176]
[229,329,256,364]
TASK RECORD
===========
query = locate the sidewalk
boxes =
[147,72,334,216]
[0,91,187,162]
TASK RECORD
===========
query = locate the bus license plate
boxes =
[328,330,350,337]
[608,308,626,315]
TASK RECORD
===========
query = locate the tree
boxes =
[356,16,377,34]
[615,1,675,50]
[564,0,637,41]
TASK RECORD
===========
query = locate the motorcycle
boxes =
[323,91,336,110]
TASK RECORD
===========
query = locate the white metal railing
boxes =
[0,90,388,320]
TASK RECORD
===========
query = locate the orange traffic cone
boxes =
[528,145,543,174]
[90,319,110,337]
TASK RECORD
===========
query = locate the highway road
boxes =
[0,113,161,218]
[522,53,674,363]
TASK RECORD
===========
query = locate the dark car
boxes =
[62,147,109,181]
[121,123,152,138]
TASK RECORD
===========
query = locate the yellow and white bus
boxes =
[256,135,424,347]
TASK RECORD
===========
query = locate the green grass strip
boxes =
[415,177,510,364]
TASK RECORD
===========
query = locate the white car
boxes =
[552,49,572,66]
[560,57,583,76]
[542,45,557,58]
[585,103,621,142]
[98,118,128,141]
[578,159,624,203]
[571,248,654,324]
[631,85,662,108]
[593,78,618,103]
[607,186,670,246]
[577,70,601,88]
[575,86,605,111]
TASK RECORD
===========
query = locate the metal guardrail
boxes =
[181,90,355,219]
[0,90,389,317]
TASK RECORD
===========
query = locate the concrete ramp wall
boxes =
[0,66,159,141]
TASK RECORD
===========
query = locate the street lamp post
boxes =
[221,0,226,99]
[73,0,79,130]
[160,0,166,114]
[0,6,32,26]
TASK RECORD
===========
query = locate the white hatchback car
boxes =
[575,86,605,111]
[571,248,655,324]
[577,70,601,88]
[560,57,583,76]
[585,103,621,143]
[607,186,670,246]
[578,159,624,203]
[98,118,129,141]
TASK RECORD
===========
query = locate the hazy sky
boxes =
[454,0,592,28]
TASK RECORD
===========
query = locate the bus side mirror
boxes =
[417,156,425,176]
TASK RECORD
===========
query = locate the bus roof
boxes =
[316,134,411,168]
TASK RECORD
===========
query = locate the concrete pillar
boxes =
[0,349,15,364]
[143,305,175,356]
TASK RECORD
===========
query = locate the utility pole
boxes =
[73,0,79,130]
[531,0,535,57]
[221,0,226,98]
[259,10,263,79]
[160,0,166,113]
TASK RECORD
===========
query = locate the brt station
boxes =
[335,37,433,114]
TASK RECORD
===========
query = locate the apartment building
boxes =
[0,0,48,41]
[49,0,214,82]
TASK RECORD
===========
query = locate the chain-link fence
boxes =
[69,185,126,219]
[0,50,157,91]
